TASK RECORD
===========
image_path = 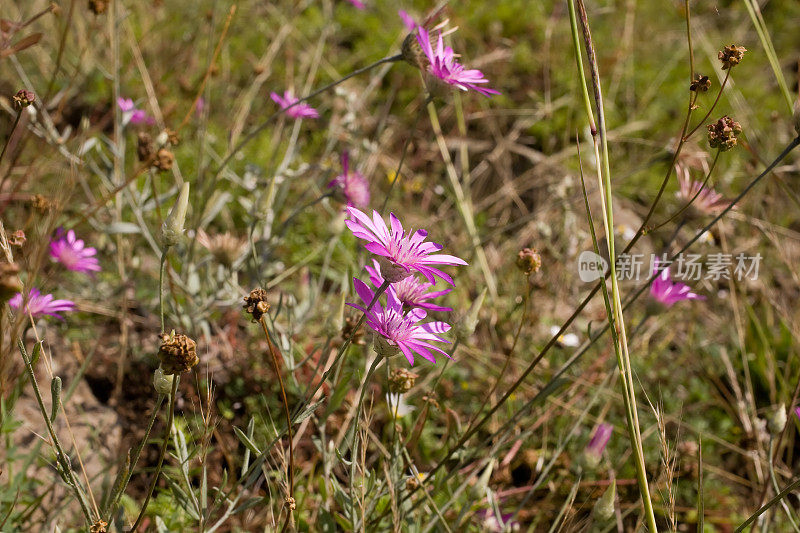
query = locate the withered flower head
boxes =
[341,313,366,345]
[12,90,35,109]
[157,330,198,375]
[166,128,180,147]
[0,262,24,303]
[137,132,154,162]
[718,45,746,70]
[153,148,174,172]
[690,74,711,93]
[196,229,247,267]
[285,496,296,511]
[516,247,542,275]
[90,519,108,533]
[9,230,26,247]
[88,0,108,15]
[388,368,418,394]
[30,194,53,212]
[243,288,270,321]
[707,115,742,151]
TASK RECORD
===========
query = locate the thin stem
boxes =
[736,478,800,532]
[652,149,721,231]
[131,375,179,532]
[18,341,94,524]
[348,354,383,528]
[214,54,403,178]
[258,316,295,529]
[684,70,731,140]
[767,435,800,531]
[105,395,165,522]
[159,250,167,333]
[0,111,22,168]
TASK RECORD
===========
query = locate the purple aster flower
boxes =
[345,207,468,285]
[346,0,365,8]
[415,26,500,97]
[365,259,452,312]
[50,229,101,273]
[328,151,370,208]
[649,259,705,308]
[9,288,75,319]
[398,9,417,32]
[677,172,733,215]
[586,423,613,462]
[270,90,320,119]
[349,278,451,365]
[795,406,800,422]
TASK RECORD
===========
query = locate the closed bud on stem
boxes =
[455,288,487,341]
[470,459,495,498]
[592,480,616,523]
[161,182,190,248]
[153,366,175,395]
[768,404,787,435]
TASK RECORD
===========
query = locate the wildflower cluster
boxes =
[9,228,101,319]
[345,207,467,365]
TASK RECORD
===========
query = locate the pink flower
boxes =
[349,278,451,365]
[50,229,101,273]
[795,406,800,422]
[677,173,732,215]
[346,0,365,8]
[365,259,452,312]
[117,97,151,125]
[195,97,206,116]
[415,26,500,97]
[649,259,704,307]
[476,508,520,533]
[270,90,320,119]
[328,151,370,208]
[586,423,613,461]
[345,207,468,285]
[9,288,75,319]
[398,9,417,32]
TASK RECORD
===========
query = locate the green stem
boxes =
[348,354,383,528]
[159,250,167,333]
[18,341,94,524]
[652,149,721,231]
[131,375,179,532]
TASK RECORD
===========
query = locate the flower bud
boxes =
[470,459,495,498]
[161,182,190,248]
[592,480,616,522]
[768,404,787,435]
[153,366,175,395]
[455,288,487,341]
[583,423,612,470]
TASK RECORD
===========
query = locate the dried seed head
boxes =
[341,313,366,345]
[516,247,542,275]
[0,262,23,303]
[30,194,54,212]
[718,45,746,70]
[285,496,296,511]
[157,331,198,375]
[12,90,35,109]
[90,519,108,533]
[153,148,175,172]
[707,115,742,151]
[689,74,711,93]
[8,230,26,247]
[389,368,418,394]
[137,132,154,162]
[166,128,180,147]
[88,0,108,15]
[243,288,270,321]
